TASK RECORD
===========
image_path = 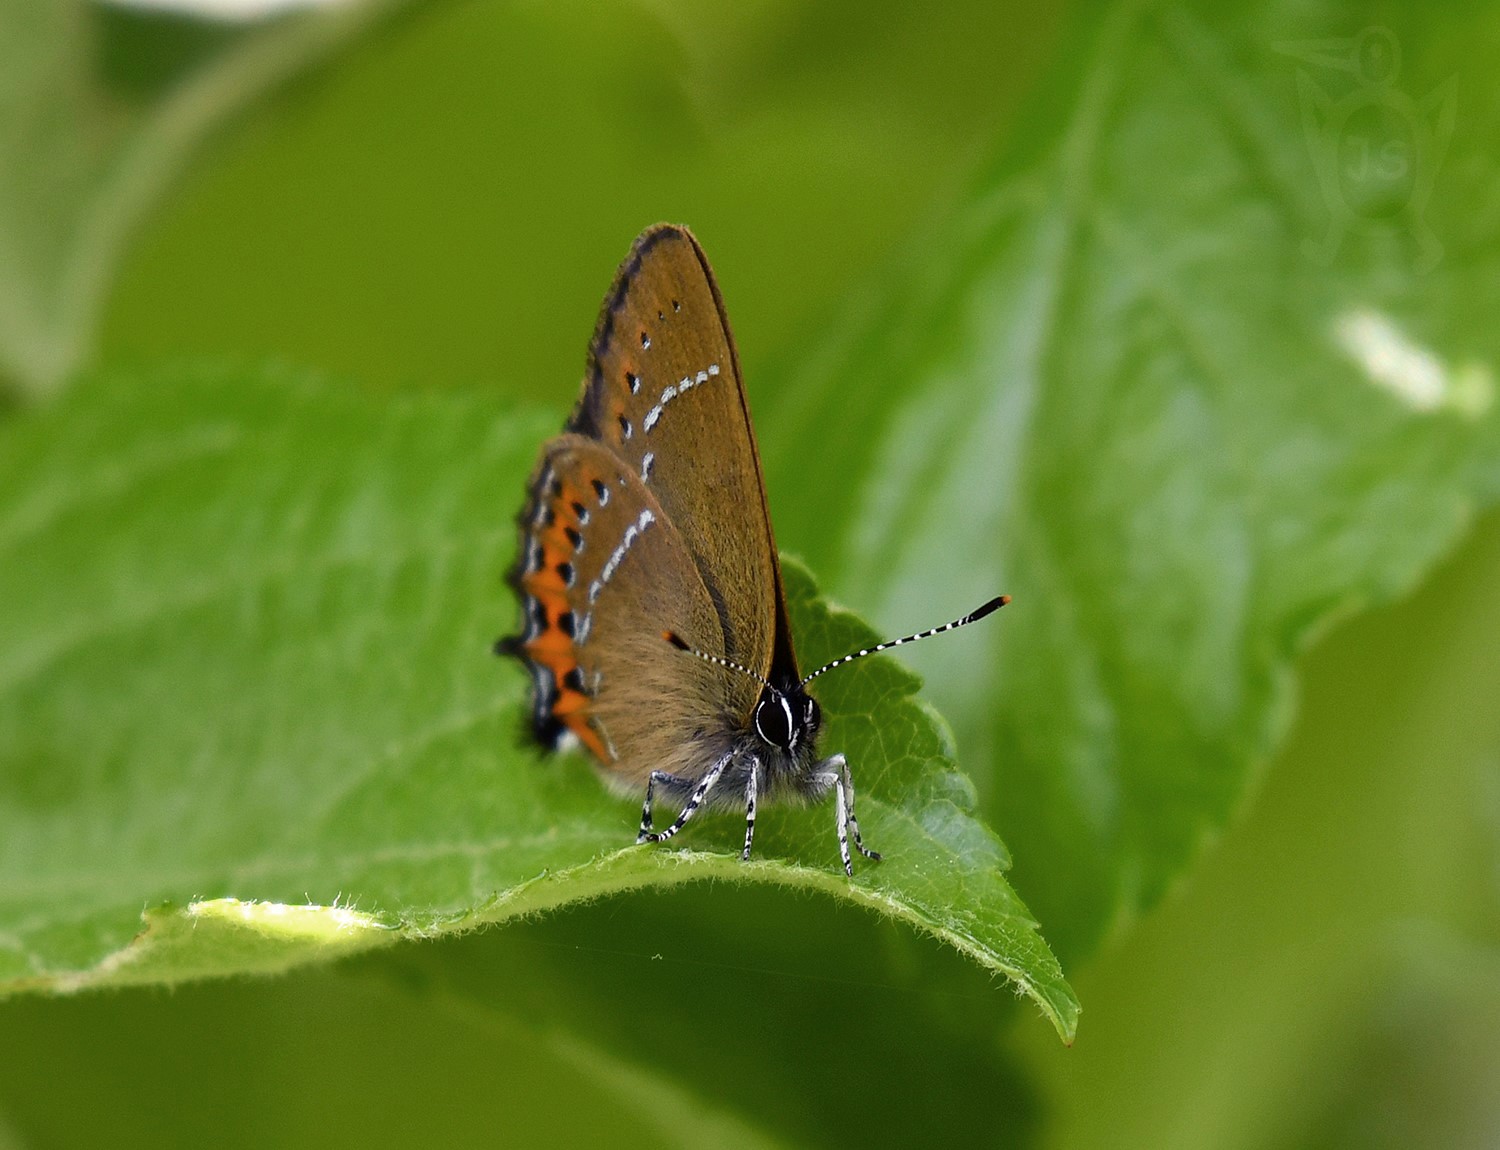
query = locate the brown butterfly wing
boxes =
[566,224,799,690]
[510,434,752,785]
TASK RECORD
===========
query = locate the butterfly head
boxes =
[752,682,821,758]
[662,631,823,760]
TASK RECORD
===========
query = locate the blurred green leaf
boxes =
[1011,509,1500,1149]
[95,0,1062,401]
[0,0,389,402]
[0,366,1076,1040]
[362,885,1044,1149]
[0,963,787,1149]
[1280,935,1500,1150]
[0,884,1045,1147]
[763,0,1500,962]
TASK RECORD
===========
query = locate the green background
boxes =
[3,0,1498,1145]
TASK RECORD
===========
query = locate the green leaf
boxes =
[761,0,1500,962]
[0,365,1077,1042]
[94,0,1062,404]
[0,0,390,402]
[0,964,791,1149]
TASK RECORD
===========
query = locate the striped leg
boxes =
[641,751,732,845]
[740,757,760,861]
[816,754,881,876]
[637,770,695,842]
[840,756,881,863]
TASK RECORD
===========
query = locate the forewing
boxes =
[567,224,796,683]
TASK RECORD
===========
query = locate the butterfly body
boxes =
[502,224,1002,874]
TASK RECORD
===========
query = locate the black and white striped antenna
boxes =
[798,595,1009,687]
[662,631,774,691]
[663,594,1009,691]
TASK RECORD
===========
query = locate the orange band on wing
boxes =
[516,474,613,764]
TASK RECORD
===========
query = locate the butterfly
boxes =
[499,224,1005,875]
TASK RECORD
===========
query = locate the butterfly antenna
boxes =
[799,595,1010,688]
[663,631,774,691]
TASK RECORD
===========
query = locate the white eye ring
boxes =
[754,694,797,750]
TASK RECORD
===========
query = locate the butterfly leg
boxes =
[637,770,696,842]
[740,756,760,862]
[815,754,882,877]
[840,756,882,864]
[640,751,733,845]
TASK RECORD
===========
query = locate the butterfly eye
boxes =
[753,694,795,751]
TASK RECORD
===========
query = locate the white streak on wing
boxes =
[588,508,656,604]
[642,363,721,434]
[598,721,619,761]
[597,526,635,592]
[531,465,555,526]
